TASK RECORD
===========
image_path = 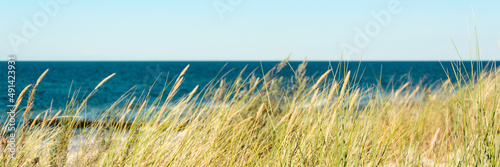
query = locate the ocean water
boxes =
[1,61,497,122]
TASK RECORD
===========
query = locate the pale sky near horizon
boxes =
[1,0,499,61]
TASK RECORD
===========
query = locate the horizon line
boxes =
[3,59,500,62]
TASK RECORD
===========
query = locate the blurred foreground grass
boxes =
[1,56,499,166]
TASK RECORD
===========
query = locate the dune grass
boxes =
[0,56,499,166]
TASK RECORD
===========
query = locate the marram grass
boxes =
[1,59,500,166]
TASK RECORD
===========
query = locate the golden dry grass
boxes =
[1,57,499,166]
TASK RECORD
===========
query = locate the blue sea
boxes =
[1,61,497,123]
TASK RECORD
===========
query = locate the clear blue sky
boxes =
[1,0,499,61]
